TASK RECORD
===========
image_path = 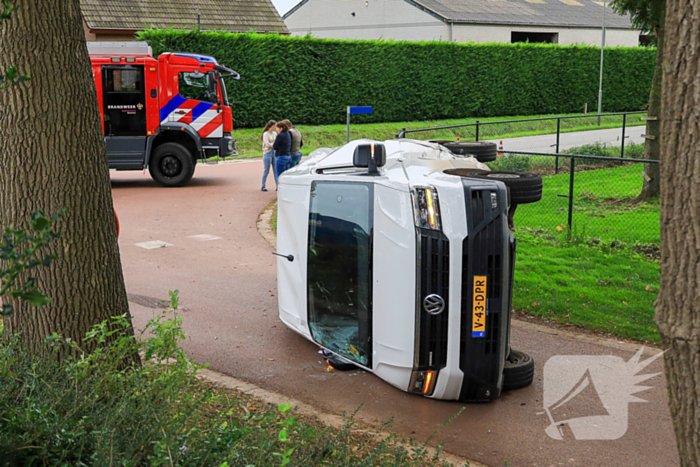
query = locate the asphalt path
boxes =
[487,125,646,154]
[112,153,677,467]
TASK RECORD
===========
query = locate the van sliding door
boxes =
[307,181,373,368]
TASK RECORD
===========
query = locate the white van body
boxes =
[277,139,515,402]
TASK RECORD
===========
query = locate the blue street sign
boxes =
[348,106,373,115]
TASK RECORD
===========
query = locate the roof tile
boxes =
[82,0,288,32]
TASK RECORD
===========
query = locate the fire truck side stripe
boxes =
[160,94,187,124]
[190,102,214,122]
[199,120,222,138]
[190,110,220,131]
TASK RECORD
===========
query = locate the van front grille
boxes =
[415,229,449,371]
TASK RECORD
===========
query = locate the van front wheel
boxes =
[149,142,194,187]
[503,349,535,391]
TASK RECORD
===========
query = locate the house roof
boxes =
[407,0,633,29]
[285,0,633,30]
[82,0,288,33]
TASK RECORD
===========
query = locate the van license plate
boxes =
[472,276,487,337]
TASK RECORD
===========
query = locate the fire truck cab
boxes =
[88,42,239,187]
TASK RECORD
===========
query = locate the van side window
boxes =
[307,182,373,367]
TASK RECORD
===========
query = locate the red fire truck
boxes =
[88,42,239,187]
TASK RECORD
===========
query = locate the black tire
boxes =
[503,349,535,391]
[465,171,543,204]
[430,140,498,163]
[148,142,194,187]
[321,349,357,371]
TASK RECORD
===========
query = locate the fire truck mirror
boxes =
[183,71,205,85]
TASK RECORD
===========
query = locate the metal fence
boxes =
[396,112,660,245]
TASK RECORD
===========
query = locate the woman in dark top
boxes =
[273,121,292,177]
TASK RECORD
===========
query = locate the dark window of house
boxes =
[511,32,559,44]
[307,181,373,367]
[639,34,654,46]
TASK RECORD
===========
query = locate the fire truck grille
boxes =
[416,229,449,371]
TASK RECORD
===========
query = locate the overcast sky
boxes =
[271,0,299,16]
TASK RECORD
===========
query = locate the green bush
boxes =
[0,292,457,466]
[487,155,532,172]
[139,31,655,128]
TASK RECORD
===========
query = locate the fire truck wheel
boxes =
[465,171,543,204]
[430,140,498,163]
[149,143,194,187]
[503,349,535,391]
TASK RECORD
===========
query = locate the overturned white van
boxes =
[276,139,541,402]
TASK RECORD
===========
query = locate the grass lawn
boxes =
[514,162,660,245]
[513,232,659,343]
[222,112,645,159]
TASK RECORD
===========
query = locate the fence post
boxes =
[568,156,575,231]
[620,113,627,158]
[475,120,480,142]
[555,118,561,174]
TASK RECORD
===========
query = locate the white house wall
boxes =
[285,0,450,41]
[285,0,640,47]
[451,23,639,47]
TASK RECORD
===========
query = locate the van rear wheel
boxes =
[430,140,498,163]
[149,142,194,187]
[465,171,543,204]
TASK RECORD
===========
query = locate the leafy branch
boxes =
[0,210,64,316]
[0,0,30,91]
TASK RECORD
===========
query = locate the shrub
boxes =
[0,293,457,466]
[138,30,655,128]
[487,154,533,172]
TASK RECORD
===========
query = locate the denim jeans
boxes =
[290,152,302,167]
[262,150,277,188]
[276,155,291,177]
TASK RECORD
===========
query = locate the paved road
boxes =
[486,125,646,154]
[112,159,677,467]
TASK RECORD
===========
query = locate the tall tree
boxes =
[610,0,665,200]
[0,0,134,354]
[657,0,700,462]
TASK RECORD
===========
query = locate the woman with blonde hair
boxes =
[261,120,277,191]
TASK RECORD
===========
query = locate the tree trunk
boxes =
[638,6,664,201]
[657,0,700,462]
[0,0,135,356]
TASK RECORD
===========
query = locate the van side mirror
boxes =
[353,143,386,174]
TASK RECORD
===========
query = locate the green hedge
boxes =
[139,31,655,128]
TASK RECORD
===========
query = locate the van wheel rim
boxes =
[161,156,181,176]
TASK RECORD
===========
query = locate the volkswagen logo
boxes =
[423,294,445,315]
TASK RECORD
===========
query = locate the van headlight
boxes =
[411,186,441,230]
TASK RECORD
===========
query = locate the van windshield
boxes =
[307,181,373,367]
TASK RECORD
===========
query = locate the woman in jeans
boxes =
[273,120,292,178]
[261,120,277,191]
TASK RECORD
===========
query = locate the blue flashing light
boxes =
[174,53,218,64]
